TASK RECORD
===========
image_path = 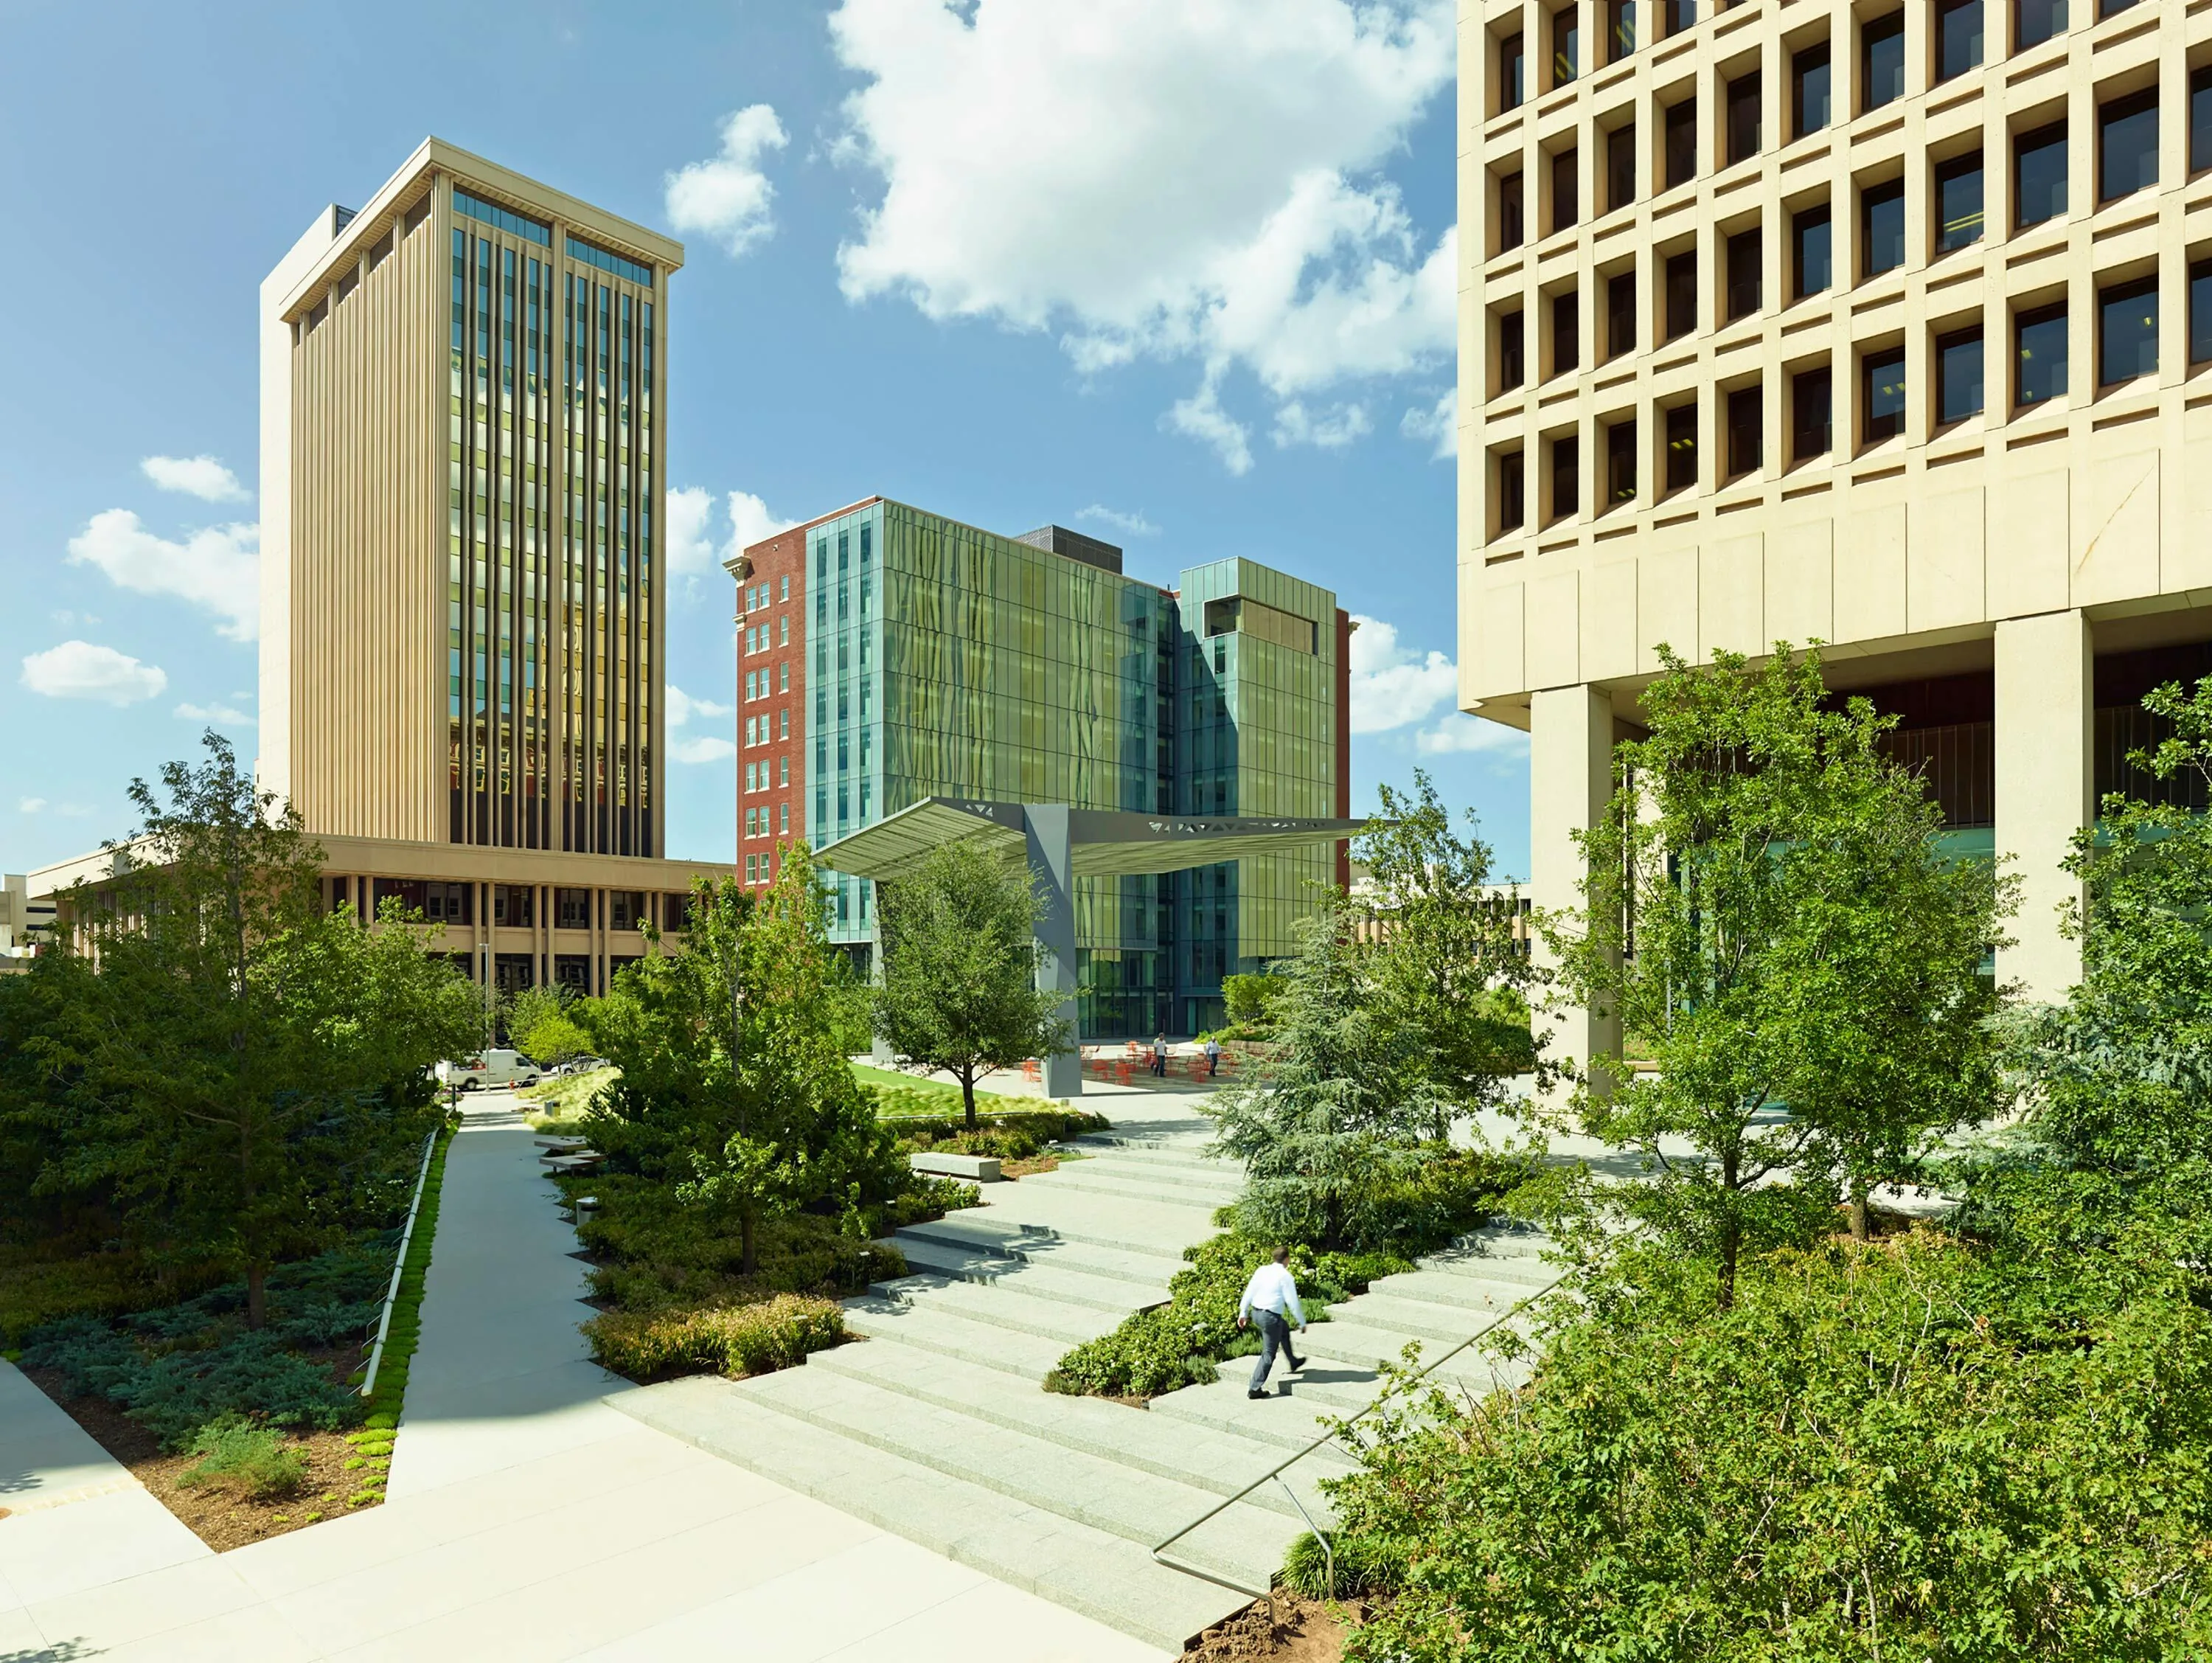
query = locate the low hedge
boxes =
[583,1293,846,1382]
[1047,1233,1411,1398]
[891,1105,1110,1162]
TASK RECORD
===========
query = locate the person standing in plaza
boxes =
[1204,1035,1222,1077]
[1152,1033,1167,1076]
[1236,1246,1307,1398]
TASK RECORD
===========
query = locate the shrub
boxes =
[890,1106,1109,1162]
[1048,1233,1413,1399]
[584,1293,846,1382]
[1228,1148,1539,1260]
[1279,1528,1399,1600]
[175,1417,310,1501]
[1222,972,1283,1030]
[1328,1231,2212,1662]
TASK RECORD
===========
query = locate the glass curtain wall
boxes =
[448,184,658,858]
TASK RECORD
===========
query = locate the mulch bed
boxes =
[21,1352,386,1552]
[1180,1596,1359,1662]
[999,1154,1063,1179]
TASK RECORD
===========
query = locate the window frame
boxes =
[1935,0,1983,86]
[1725,385,1763,478]
[2098,88,2160,206]
[1664,248,1698,340]
[2014,119,2069,229]
[1663,97,1697,191]
[1663,400,1699,493]
[2014,299,2070,409]
[1861,344,1907,445]
[1792,42,1832,140]
[1860,177,1907,278]
[1933,150,1986,254]
[1861,12,1905,114]
[1792,203,1834,298]
[2097,275,2159,388]
[1791,364,1834,460]
[1935,324,1986,424]
[1725,69,1762,168]
[1725,226,1762,322]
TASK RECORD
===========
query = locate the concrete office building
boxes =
[32,139,731,990]
[730,500,1351,1036]
[1457,0,2212,1069]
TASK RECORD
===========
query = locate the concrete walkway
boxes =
[0,1095,1165,1660]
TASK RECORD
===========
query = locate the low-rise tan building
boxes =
[31,139,732,986]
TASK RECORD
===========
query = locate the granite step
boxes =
[611,1376,1245,1653]
[738,1364,1298,1588]
[840,1296,1071,1380]
[802,1337,1353,1521]
[889,1216,1189,1290]
[866,1274,1127,1349]
[886,1236,1170,1315]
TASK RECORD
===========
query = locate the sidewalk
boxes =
[0,1097,1167,1660]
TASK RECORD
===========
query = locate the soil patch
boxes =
[1000,1154,1062,1179]
[1180,1596,1357,1663]
[22,1355,384,1551]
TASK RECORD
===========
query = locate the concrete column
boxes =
[1024,804,1082,1100]
[1530,683,1621,1086]
[1995,609,2093,1003]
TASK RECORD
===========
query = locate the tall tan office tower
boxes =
[233,138,727,992]
[1457,0,2212,1073]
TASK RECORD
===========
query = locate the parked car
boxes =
[434,1048,542,1091]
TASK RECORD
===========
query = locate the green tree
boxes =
[1206,896,1454,1251]
[871,840,1070,1131]
[18,733,480,1326]
[1354,770,1543,1131]
[584,850,894,1274]
[1547,646,2004,1303]
[1220,972,1282,1030]
[507,982,588,1065]
[1974,672,2212,1262]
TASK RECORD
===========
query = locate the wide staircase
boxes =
[611,1129,1557,1653]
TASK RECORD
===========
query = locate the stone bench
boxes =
[908,1151,1003,1183]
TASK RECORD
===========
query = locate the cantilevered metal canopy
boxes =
[814,797,1366,883]
[818,797,1364,1100]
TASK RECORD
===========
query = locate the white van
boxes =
[435,1048,542,1091]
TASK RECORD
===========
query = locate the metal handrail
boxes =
[359,1128,439,1399]
[1150,1266,1568,1600]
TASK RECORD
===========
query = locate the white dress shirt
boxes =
[1237,1262,1305,1327]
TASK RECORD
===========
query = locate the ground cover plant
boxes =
[582,1292,847,1382]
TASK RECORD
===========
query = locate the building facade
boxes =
[732,500,1351,1037]
[32,139,731,993]
[1457,0,2212,1066]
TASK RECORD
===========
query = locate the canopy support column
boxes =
[1023,803,1082,1099]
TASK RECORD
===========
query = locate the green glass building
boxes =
[734,499,1351,1037]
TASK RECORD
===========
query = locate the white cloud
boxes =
[827,0,1454,470]
[667,486,717,575]
[1347,614,1455,735]
[665,105,790,257]
[1416,713,1530,757]
[142,454,250,502]
[18,798,46,814]
[1400,386,1455,459]
[1271,400,1371,451]
[672,735,738,764]
[726,490,796,559]
[66,510,260,642]
[1075,504,1158,538]
[21,640,169,706]
[1163,375,1253,476]
[175,701,255,724]
[667,685,734,726]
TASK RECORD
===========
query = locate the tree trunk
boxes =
[961,1069,978,1133]
[741,1206,758,1277]
[1717,1147,1741,1312]
[246,1262,268,1330]
[1848,1181,1871,1243]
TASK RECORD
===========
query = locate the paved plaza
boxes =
[0,1094,1166,1662]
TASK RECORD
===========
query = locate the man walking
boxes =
[1151,1033,1167,1076]
[1204,1035,1222,1077]
[1236,1246,1307,1398]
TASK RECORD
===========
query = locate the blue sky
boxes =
[0,0,1531,879]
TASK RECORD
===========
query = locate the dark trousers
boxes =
[1248,1309,1301,1392]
